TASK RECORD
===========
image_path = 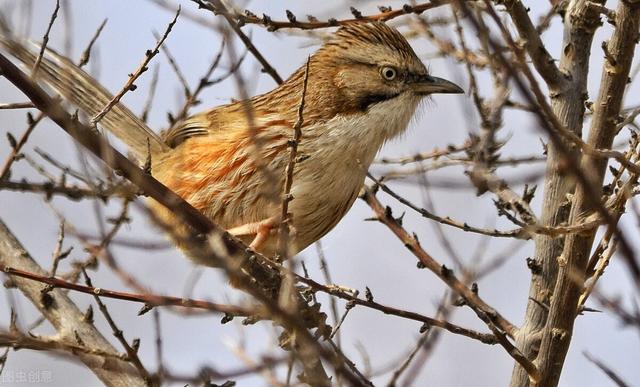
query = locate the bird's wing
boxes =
[163,104,276,148]
[163,111,216,148]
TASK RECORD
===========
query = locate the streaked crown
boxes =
[322,22,427,76]
[257,22,462,123]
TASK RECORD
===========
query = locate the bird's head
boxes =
[310,22,463,114]
[257,22,463,148]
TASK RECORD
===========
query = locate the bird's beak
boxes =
[410,74,464,95]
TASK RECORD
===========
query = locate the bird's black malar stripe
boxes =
[358,92,400,111]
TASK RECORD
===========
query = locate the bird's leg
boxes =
[227,216,279,250]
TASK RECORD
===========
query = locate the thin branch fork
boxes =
[0,112,45,181]
[360,186,541,382]
[369,173,527,238]
[361,187,514,334]
[376,140,474,164]
[370,174,619,241]
[296,275,498,345]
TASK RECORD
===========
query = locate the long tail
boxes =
[0,35,169,162]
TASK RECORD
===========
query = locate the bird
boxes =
[0,22,463,264]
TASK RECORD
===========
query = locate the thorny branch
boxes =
[0,262,253,316]
[2,1,640,386]
[361,186,541,382]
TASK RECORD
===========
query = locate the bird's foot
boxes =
[227,216,279,250]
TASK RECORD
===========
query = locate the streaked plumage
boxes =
[0,22,463,262]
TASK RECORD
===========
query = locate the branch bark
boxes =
[0,219,146,386]
[535,2,640,386]
[509,1,604,386]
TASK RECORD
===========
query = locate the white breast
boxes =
[288,92,422,251]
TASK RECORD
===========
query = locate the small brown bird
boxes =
[1,22,463,263]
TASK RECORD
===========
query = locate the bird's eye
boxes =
[380,66,397,81]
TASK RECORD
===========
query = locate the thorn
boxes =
[440,264,452,278]
[285,10,296,23]
[137,303,153,316]
[6,132,17,149]
[601,40,617,66]
[365,286,374,302]
[453,297,466,307]
[143,139,152,174]
[132,338,140,352]
[74,330,84,346]
[9,309,18,333]
[526,257,542,275]
[221,313,234,324]
[83,305,94,323]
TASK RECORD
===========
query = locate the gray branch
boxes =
[0,219,147,387]
[535,2,640,386]
[509,1,604,386]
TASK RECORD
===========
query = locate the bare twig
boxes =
[31,0,60,76]
[297,275,497,345]
[278,57,310,257]
[82,269,152,383]
[91,7,180,125]
[194,1,450,32]
[0,112,45,181]
[0,262,251,316]
[78,18,107,68]
[583,352,630,387]
[0,101,34,109]
[360,186,541,382]
[141,64,159,123]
